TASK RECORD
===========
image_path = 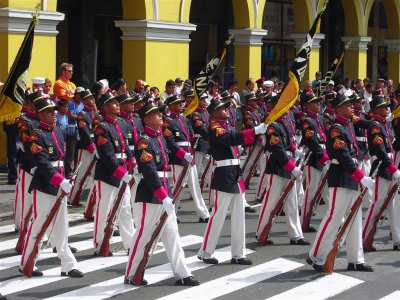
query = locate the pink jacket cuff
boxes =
[113,166,127,180]
[243,129,256,145]
[86,143,96,153]
[352,168,365,182]
[284,160,296,172]
[319,153,330,165]
[50,172,65,188]
[176,147,186,160]
[386,164,397,175]
[154,186,169,201]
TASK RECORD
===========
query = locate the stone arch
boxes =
[382,0,400,37]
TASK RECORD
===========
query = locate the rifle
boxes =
[83,187,96,220]
[323,161,381,274]
[200,155,211,192]
[301,170,328,232]
[99,164,135,256]
[15,205,33,254]
[258,150,311,245]
[22,162,81,277]
[70,156,97,207]
[244,143,265,189]
[363,182,398,251]
[131,137,199,285]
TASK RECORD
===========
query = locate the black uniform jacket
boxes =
[352,110,371,161]
[16,108,39,173]
[326,115,361,191]
[209,119,255,193]
[162,112,193,166]
[367,115,397,180]
[77,105,102,152]
[190,108,209,153]
[28,121,66,196]
[135,127,171,204]
[93,114,133,187]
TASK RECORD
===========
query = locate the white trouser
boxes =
[14,167,33,231]
[256,174,303,240]
[309,187,364,265]
[194,151,208,177]
[69,149,95,204]
[125,202,192,280]
[359,158,372,205]
[362,177,400,246]
[301,165,326,228]
[255,153,268,199]
[171,164,210,219]
[198,189,246,259]
[93,180,135,251]
[242,143,263,188]
[20,190,78,272]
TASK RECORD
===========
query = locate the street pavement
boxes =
[0,170,399,300]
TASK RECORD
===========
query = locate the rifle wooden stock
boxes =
[99,164,135,257]
[200,157,211,192]
[258,151,310,245]
[71,156,97,207]
[244,143,264,189]
[363,182,398,251]
[323,188,368,274]
[83,187,96,220]
[302,171,328,232]
[15,205,33,254]
[131,137,200,285]
[23,190,66,277]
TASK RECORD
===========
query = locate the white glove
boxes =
[162,197,175,216]
[60,179,73,194]
[254,123,268,135]
[30,167,37,175]
[291,166,303,178]
[16,142,25,152]
[393,170,400,183]
[122,172,132,183]
[184,152,193,163]
[294,148,305,159]
[93,149,100,159]
[324,160,331,170]
[361,176,375,190]
[133,173,142,183]
[386,113,393,122]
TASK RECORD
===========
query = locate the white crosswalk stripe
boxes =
[378,291,400,300]
[156,258,303,300]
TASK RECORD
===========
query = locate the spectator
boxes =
[111,78,127,95]
[134,79,146,97]
[143,81,150,94]
[53,62,76,101]
[363,83,374,112]
[64,87,85,179]
[160,79,176,103]
[241,78,255,103]
[32,77,45,91]
[56,99,69,129]
[175,77,184,96]
[311,71,322,91]
[149,86,160,99]
[228,80,241,107]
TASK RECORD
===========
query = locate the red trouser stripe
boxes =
[302,165,311,225]
[203,191,218,251]
[362,176,379,239]
[313,187,337,257]
[94,180,102,249]
[21,189,37,265]
[257,174,274,232]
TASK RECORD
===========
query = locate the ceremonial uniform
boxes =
[308,95,371,270]
[256,114,306,244]
[93,94,135,254]
[14,101,39,232]
[362,110,400,249]
[300,104,330,232]
[125,103,197,286]
[20,98,81,277]
[162,96,209,221]
[198,99,265,264]
[69,99,102,207]
[190,107,210,177]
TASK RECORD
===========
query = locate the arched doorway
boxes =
[56,0,122,87]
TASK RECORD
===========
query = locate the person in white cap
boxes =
[263,80,276,97]
[32,77,45,91]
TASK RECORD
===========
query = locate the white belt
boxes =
[356,137,367,142]
[90,133,94,138]
[176,141,190,147]
[128,145,135,151]
[216,158,240,167]
[115,153,127,159]
[319,144,326,149]
[51,161,64,167]
[157,171,168,178]
[371,153,392,161]
[332,158,357,165]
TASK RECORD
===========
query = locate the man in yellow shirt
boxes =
[53,63,76,101]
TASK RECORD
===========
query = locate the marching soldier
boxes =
[124,102,200,286]
[92,92,135,256]
[300,92,330,232]
[256,96,309,246]
[69,90,101,207]
[162,95,210,223]
[197,98,267,265]
[362,96,400,251]
[307,94,374,272]
[14,92,40,233]
[20,95,83,278]
[322,91,336,132]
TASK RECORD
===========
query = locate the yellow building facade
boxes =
[0,0,400,164]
